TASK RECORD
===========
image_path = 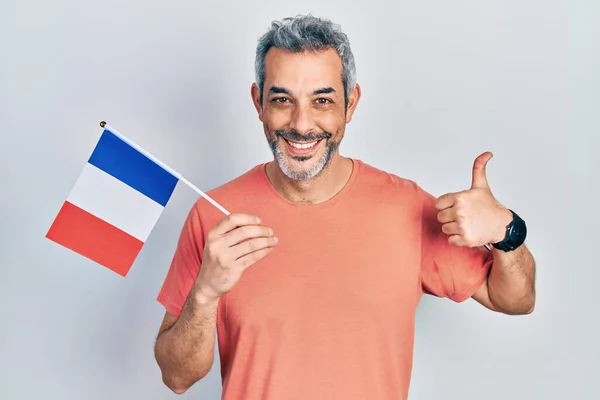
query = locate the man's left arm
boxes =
[472,235,536,315]
[435,151,536,315]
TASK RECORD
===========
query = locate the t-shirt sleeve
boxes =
[418,185,494,303]
[156,202,206,317]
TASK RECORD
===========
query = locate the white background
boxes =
[1,0,598,399]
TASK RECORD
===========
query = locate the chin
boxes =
[272,144,336,181]
[278,158,326,181]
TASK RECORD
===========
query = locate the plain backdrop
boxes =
[1,0,598,399]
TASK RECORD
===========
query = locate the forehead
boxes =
[263,47,344,92]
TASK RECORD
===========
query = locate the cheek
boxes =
[317,112,345,136]
[264,107,292,128]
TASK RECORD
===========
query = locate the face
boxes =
[252,47,360,181]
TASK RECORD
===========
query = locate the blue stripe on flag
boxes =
[88,130,178,206]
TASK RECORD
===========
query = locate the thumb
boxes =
[471,151,493,189]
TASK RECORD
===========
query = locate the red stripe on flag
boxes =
[46,201,144,276]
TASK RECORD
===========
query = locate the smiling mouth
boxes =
[283,138,321,149]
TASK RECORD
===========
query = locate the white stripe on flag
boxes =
[66,163,165,242]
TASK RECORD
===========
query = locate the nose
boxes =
[288,103,314,135]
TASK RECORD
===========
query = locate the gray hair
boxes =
[254,14,357,108]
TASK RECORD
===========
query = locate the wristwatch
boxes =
[490,209,527,252]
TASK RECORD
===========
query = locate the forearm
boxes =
[155,286,219,393]
[487,244,536,315]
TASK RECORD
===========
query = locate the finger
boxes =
[236,246,275,269]
[437,208,456,224]
[210,213,263,236]
[232,236,278,260]
[471,151,493,189]
[435,193,456,210]
[222,225,274,247]
[441,222,461,236]
[447,234,465,247]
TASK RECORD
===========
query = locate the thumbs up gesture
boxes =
[434,152,513,248]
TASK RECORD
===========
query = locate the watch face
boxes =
[492,211,527,251]
[509,221,527,242]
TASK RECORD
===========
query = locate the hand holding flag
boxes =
[46,122,230,276]
[193,213,279,302]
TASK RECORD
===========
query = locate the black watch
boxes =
[492,209,527,252]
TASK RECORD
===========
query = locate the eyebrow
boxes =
[268,86,337,96]
[313,87,336,95]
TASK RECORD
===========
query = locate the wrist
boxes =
[493,207,514,244]
[192,284,220,307]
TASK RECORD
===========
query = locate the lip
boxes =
[283,138,323,156]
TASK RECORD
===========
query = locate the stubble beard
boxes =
[266,129,340,181]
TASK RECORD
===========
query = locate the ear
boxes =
[251,83,264,122]
[345,83,361,123]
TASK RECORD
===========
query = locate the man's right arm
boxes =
[154,285,219,394]
[154,212,278,394]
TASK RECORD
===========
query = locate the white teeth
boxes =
[287,140,318,149]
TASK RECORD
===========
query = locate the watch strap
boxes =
[492,209,526,252]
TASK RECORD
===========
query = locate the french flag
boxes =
[46,124,180,277]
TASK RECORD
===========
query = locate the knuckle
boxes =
[242,256,253,268]
[240,225,255,238]
[250,250,263,262]
[226,229,241,244]
[206,229,217,241]
[253,250,265,261]
[232,212,247,224]
[239,227,256,242]
[216,253,229,267]
[247,238,259,252]
[463,231,476,245]
[206,241,220,254]
[226,213,239,225]
[234,213,256,224]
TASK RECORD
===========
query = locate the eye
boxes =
[315,98,332,104]
[272,97,291,103]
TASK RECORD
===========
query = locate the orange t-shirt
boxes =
[157,159,493,400]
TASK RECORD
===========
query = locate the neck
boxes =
[266,155,354,204]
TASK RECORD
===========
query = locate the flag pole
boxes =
[99,121,230,216]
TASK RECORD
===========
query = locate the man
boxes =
[154,14,536,399]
